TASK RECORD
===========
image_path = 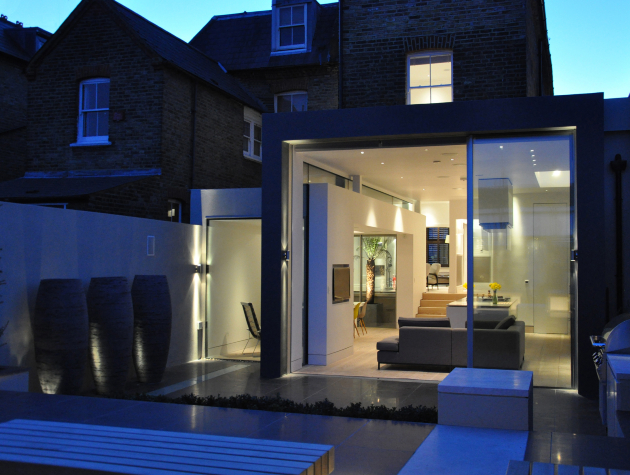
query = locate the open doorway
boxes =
[206,219,261,362]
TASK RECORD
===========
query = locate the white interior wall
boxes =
[449,199,466,292]
[307,183,425,366]
[0,202,204,392]
[206,220,261,357]
[490,190,570,325]
[420,201,450,227]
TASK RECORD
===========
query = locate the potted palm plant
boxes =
[360,237,392,304]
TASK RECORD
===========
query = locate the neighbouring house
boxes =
[0,0,264,223]
[0,15,51,183]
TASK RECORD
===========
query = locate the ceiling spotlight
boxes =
[401,176,403,179]
[361,151,364,154]
[552,170,561,177]
[533,159,536,162]
[530,150,534,152]
[381,162,384,165]
[451,158,454,161]
[423,188,425,191]
[500,146,503,149]
[533,164,537,166]
[425,149,428,151]
[532,155,535,157]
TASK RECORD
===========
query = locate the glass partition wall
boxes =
[472,135,574,388]
[354,235,397,328]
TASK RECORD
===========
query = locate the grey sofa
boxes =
[377,317,525,370]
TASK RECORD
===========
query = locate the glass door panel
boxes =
[471,135,573,388]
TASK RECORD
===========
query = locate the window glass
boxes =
[280,28,293,47]
[254,124,262,141]
[97,82,109,109]
[292,6,304,23]
[409,56,430,87]
[408,53,452,105]
[431,86,452,104]
[243,120,250,137]
[431,55,451,86]
[293,25,305,45]
[277,95,292,112]
[279,7,292,26]
[83,84,96,110]
[97,111,109,136]
[277,5,305,49]
[292,93,308,112]
[79,79,109,141]
[83,112,97,137]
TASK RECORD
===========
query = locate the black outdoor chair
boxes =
[240,302,261,355]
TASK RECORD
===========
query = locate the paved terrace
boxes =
[1,359,628,474]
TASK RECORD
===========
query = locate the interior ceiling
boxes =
[299,144,467,203]
[298,136,571,205]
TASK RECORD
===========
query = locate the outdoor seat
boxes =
[240,302,261,355]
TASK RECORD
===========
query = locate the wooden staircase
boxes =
[416,292,466,318]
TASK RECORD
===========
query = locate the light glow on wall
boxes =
[535,170,570,188]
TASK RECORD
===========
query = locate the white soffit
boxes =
[534,170,570,188]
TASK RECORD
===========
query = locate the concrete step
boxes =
[417,307,446,315]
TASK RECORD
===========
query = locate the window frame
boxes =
[243,107,262,162]
[426,226,450,267]
[168,199,182,223]
[274,91,308,113]
[273,4,307,52]
[407,51,453,105]
[77,77,110,145]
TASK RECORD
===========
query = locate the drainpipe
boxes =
[611,153,627,316]
[190,81,198,189]
[338,0,342,109]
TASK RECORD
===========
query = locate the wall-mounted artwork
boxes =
[332,264,350,304]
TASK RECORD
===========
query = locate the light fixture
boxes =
[530,150,534,152]
[401,176,403,179]
[532,155,535,157]
[193,264,201,274]
[445,235,450,244]
[381,162,384,165]
[552,170,561,177]
[533,159,536,161]
[361,151,364,154]
[423,188,425,190]
[281,250,290,261]
[425,149,428,151]
[500,146,503,149]
[451,158,454,161]
[533,164,536,166]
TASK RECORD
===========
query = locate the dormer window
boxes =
[275,4,306,51]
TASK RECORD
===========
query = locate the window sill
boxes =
[70,140,112,147]
[243,154,262,163]
[270,48,308,56]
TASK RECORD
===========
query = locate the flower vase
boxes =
[492,290,498,305]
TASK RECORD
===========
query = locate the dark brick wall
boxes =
[0,54,28,182]
[525,0,553,96]
[231,64,338,112]
[341,0,530,108]
[26,1,260,222]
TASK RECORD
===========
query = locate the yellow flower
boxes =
[463,283,475,289]
[489,282,502,291]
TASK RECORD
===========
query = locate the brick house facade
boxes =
[340,0,552,109]
[190,1,339,114]
[1,0,263,222]
[0,17,50,183]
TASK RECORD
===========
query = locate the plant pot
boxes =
[131,275,172,383]
[0,366,29,392]
[87,277,133,395]
[33,279,88,395]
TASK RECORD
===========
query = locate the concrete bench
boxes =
[0,419,334,475]
[438,367,533,431]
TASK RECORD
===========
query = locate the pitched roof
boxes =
[26,0,265,111]
[0,18,51,62]
[190,3,338,71]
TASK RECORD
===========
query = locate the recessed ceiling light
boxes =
[381,162,384,165]
[401,177,403,179]
[451,158,454,161]
[361,151,364,154]
[423,188,425,191]
[532,155,535,157]
[530,150,534,152]
[533,164,537,166]
[533,159,536,162]
[500,146,503,149]
[425,149,428,151]
[552,170,561,177]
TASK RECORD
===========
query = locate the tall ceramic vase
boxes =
[87,277,133,395]
[33,279,88,395]
[131,275,172,383]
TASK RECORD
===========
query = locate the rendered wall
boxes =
[206,219,261,357]
[307,183,425,366]
[0,202,204,392]
[420,201,450,227]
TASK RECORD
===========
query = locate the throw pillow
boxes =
[495,316,516,330]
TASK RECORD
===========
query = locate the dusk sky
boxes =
[1,0,628,99]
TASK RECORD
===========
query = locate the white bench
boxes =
[438,367,533,431]
[0,419,334,475]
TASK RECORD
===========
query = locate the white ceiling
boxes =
[299,144,468,203]
[298,136,572,205]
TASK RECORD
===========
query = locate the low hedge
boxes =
[127,393,438,424]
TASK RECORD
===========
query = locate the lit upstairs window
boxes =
[408,52,453,104]
[77,78,110,144]
[276,4,306,51]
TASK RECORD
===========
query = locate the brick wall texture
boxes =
[26,1,260,221]
[0,55,28,182]
[341,0,538,108]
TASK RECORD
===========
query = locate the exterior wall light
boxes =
[281,250,290,261]
[193,265,201,274]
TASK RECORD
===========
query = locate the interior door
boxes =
[533,203,570,334]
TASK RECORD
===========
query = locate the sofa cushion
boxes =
[377,337,399,352]
[495,316,516,330]
[398,317,450,328]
